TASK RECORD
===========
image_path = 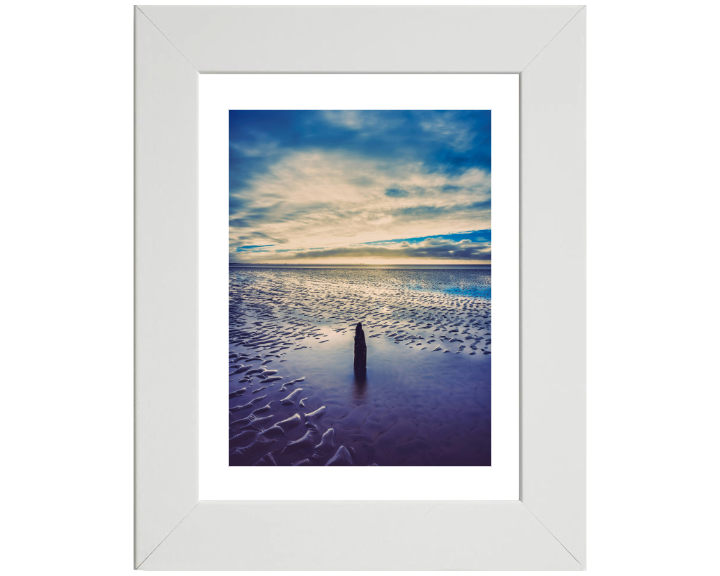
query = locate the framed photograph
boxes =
[135,5,585,570]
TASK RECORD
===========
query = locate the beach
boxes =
[229,266,491,466]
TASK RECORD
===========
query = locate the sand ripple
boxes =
[229,267,491,466]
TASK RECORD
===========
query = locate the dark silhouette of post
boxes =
[354,322,367,372]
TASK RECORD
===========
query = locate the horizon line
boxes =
[228,262,491,267]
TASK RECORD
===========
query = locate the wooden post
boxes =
[354,322,367,371]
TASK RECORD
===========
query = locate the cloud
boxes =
[359,229,491,246]
[321,110,369,130]
[228,111,491,263]
[420,114,475,152]
[290,238,491,262]
[229,110,490,192]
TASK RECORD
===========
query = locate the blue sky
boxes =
[229,110,491,264]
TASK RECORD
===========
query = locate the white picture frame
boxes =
[134,5,586,571]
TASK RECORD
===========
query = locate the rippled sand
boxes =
[229,267,491,466]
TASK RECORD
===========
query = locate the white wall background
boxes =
[2,1,717,574]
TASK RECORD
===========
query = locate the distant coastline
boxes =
[229,263,491,269]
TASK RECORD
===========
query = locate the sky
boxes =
[229,110,491,265]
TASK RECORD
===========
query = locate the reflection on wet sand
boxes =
[353,369,368,400]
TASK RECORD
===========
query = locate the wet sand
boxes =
[229,267,491,466]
